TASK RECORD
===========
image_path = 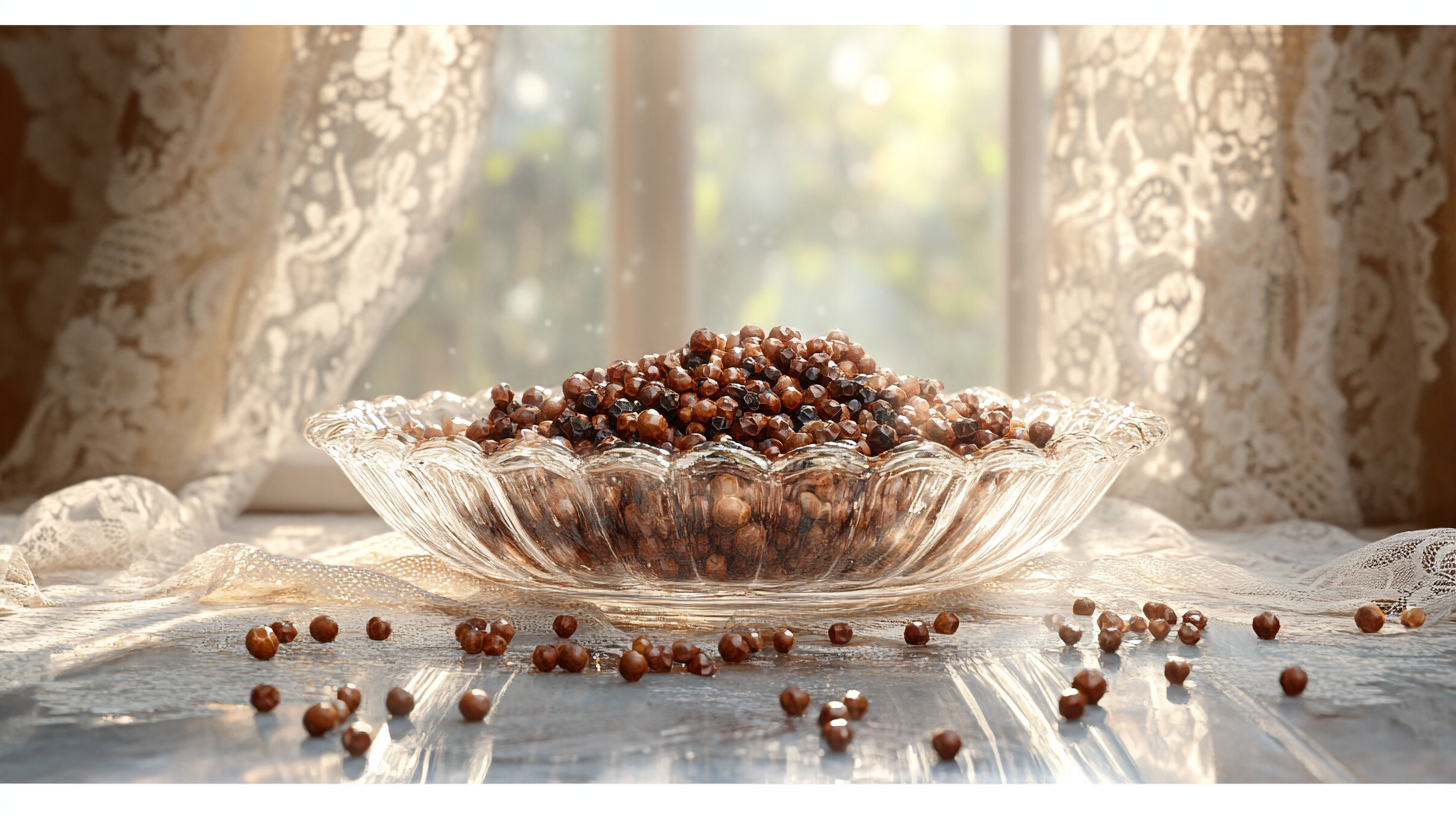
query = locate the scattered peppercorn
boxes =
[366,616,392,641]
[1072,669,1107,705]
[336,683,362,713]
[773,629,795,654]
[480,633,508,657]
[1182,610,1207,631]
[631,636,654,654]
[904,620,930,646]
[310,616,339,643]
[342,723,372,757]
[250,684,280,713]
[490,619,516,644]
[1401,608,1426,628]
[686,653,718,676]
[672,640,700,664]
[1177,623,1201,646]
[645,645,674,673]
[933,612,960,635]
[1058,622,1082,646]
[1148,618,1170,640]
[245,625,279,660]
[828,622,853,645]
[532,644,559,672]
[1128,615,1148,634]
[386,687,415,717]
[780,686,811,716]
[1252,612,1280,640]
[1072,598,1096,616]
[303,701,338,737]
[270,621,298,644]
[1058,689,1086,720]
[931,729,962,761]
[1279,666,1307,697]
[1096,611,1126,633]
[842,690,868,720]
[1164,657,1191,685]
[717,633,749,662]
[1355,604,1385,633]
[459,689,492,721]
[619,650,649,682]
[460,629,487,655]
[559,642,590,673]
[819,700,850,725]
[456,618,488,643]
[1098,627,1122,653]
[743,630,765,652]
[822,718,853,751]
[553,615,578,638]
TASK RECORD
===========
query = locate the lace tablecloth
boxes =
[1,500,1453,783]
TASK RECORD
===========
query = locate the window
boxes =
[248,25,1058,512]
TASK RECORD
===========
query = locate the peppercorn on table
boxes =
[1,501,1454,783]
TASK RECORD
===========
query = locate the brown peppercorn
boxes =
[1162,607,1179,626]
[460,629,487,655]
[671,640,700,664]
[1177,623,1202,646]
[559,642,590,673]
[456,617,488,643]
[904,620,930,646]
[342,723,373,757]
[1058,622,1083,646]
[822,718,853,752]
[1096,611,1126,633]
[645,645,674,673]
[1072,598,1096,616]
[933,612,960,634]
[1128,615,1148,634]
[245,625,279,660]
[1355,604,1385,633]
[828,622,853,645]
[303,701,339,736]
[819,700,850,725]
[1027,421,1054,448]
[480,633,508,656]
[1182,610,1208,630]
[773,629,795,654]
[618,650,649,682]
[712,495,752,529]
[331,699,351,724]
[1148,618,1170,640]
[718,633,750,663]
[1401,608,1426,628]
[459,689,492,722]
[779,686,811,716]
[367,616,392,641]
[842,690,868,720]
[1164,657,1191,685]
[532,645,559,672]
[1043,612,1066,630]
[686,653,718,676]
[931,729,962,761]
[1058,689,1086,721]
[490,619,516,644]
[250,684,280,713]
[386,687,415,717]
[1279,666,1308,697]
[1072,669,1107,705]
[553,615,578,638]
[743,630,765,652]
[1141,602,1165,620]
[270,621,298,644]
[630,636,654,654]
[309,615,339,643]
[1098,627,1122,653]
[336,683,362,713]
[1252,612,1281,640]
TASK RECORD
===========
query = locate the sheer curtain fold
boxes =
[1043,25,1456,529]
[0,26,497,572]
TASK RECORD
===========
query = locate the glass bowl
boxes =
[305,388,1167,623]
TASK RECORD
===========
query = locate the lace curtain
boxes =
[0,26,497,571]
[1043,26,1456,529]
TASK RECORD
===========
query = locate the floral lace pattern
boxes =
[0,28,497,559]
[1043,26,1455,528]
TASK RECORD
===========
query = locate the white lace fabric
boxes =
[1043,26,1456,528]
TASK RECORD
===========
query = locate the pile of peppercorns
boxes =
[399,326,1054,460]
